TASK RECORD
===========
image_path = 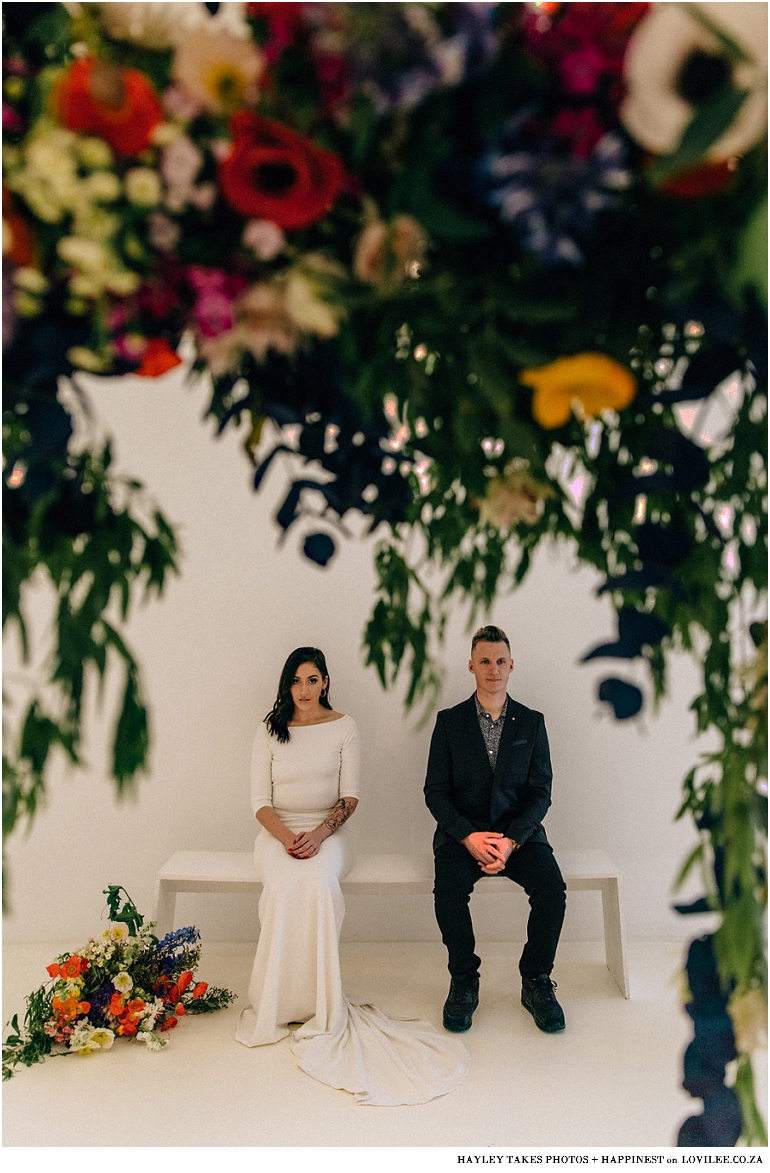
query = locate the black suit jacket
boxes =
[424,694,553,853]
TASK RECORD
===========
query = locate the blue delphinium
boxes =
[478,117,631,266]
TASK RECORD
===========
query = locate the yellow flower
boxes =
[124,167,162,207]
[66,346,109,372]
[76,136,113,171]
[521,353,637,430]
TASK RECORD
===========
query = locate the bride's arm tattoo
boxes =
[322,797,356,835]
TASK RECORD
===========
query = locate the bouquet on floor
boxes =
[2,886,236,1079]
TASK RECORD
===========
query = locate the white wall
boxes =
[3,369,718,947]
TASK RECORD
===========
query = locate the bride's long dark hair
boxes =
[264,647,332,742]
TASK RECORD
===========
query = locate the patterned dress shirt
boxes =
[474,694,508,771]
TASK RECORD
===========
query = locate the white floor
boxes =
[3,939,764,1154]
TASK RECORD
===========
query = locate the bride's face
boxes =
[290,662,328,712]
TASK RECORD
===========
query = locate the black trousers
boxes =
[433,839,566,981]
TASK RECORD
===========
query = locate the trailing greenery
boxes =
[3,390,179,886]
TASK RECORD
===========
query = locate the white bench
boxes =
[154,848,629,998]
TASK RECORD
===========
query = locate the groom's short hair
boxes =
[471,625,510,653]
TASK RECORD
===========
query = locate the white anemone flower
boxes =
[621,2,768,160]
[88,1027,115,1051]
[112,971,134,994]
[173,28,265,115]
[71,2,248,50]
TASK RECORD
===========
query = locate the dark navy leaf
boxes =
[303,533,335,566]
[635,522,694,568]
[597,567,691,601]
[643,432,711,492]
[274,479,321,531]
[582,608,669,661]
[253,445,292,492]
[617,608,669,647]
[597,678,643,719]
[673,898,714,915]
[680,341,744,397]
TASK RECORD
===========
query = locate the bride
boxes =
[235,646,469,1105]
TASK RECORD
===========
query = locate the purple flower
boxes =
[322,2,499,115]
[478,125,631,266]
[3,264,18,351]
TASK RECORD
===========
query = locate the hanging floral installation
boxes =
[2,1,766,1144]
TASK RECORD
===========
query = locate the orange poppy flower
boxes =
[134,337,183,378]
[177,971,194,994]
[109,993,126,1015]
[59,954,88,980]
[52,995,80,1021]
[521,353,637,429]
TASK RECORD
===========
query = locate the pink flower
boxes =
[187,266,245,338]
[162,84,203,122]
[242,219,286,261]
[148,212,181,252]
[188,183,217,212]
[161,136,203,188]
[559,44,612,96]
[3,102,23,132]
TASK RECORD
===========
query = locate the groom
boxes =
[424,624,566,1033]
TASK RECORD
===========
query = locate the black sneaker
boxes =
[443,975,479,1032]
[521,974,565,1032]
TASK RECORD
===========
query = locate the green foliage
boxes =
[3,416,179,880]
[103,885,145,937]
[734,1055,769,1148]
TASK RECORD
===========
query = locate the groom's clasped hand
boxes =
[462,831,513,874]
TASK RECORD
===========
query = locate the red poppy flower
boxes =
[53,56,162,156]
[134,338,183,377]
[218,111,345,230]
[175,1003,186,1016]
[192,982,208,999]
[660,160,735,199]
[177,971,194,994]
[160,1016,179,1032]
[46,962,61,979]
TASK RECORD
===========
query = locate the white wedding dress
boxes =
[234,715,469,1105]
